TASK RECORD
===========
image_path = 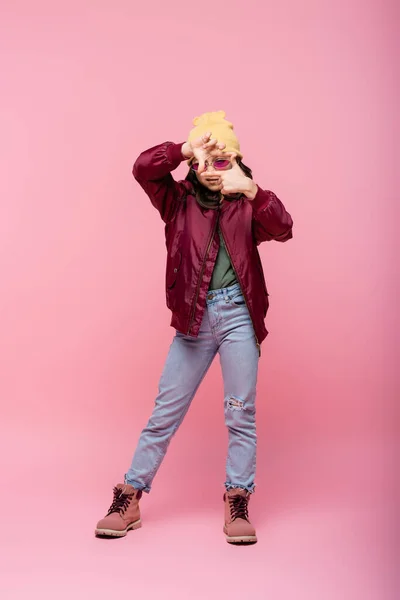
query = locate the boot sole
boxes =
[224,527,257,544]
[95,519,142,538]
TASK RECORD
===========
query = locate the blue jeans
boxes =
[125,283,260,493]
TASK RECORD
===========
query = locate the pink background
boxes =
[1,1,398,598]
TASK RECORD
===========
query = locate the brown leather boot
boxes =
[223,488,257,544]
[95,484,142,538]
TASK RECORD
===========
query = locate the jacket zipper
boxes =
[187,209,220,335]
[219,223,261,357]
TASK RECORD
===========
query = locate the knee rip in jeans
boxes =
[226,395,245,411]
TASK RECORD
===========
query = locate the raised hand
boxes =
[200,155,258,199]
[182,133,226,173]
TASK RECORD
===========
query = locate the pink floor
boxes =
[2,425,395,600]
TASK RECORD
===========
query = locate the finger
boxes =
[208,149,221,157]
[203,138,218,149]
[197,159,206,174]
[202,132,213,146]
[208,149,235,158]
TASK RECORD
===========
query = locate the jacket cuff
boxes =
[250,186,274,213]
[166,142,189,169]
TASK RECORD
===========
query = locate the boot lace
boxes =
[229,494,249,521]
[106,487,132,516]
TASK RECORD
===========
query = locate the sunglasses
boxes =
[191,158,231,172]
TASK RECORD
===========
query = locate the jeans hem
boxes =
[124,475,151,494]
[225,482,255,494]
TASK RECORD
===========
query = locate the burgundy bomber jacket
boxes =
[133,142,293,354]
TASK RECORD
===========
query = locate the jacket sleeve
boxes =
[132,142,189,223]
[250,186,293,244]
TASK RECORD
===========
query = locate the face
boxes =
[192,157,232,192]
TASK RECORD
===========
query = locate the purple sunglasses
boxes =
[191,157,231,172]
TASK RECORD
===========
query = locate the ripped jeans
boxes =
[125,282,260,493]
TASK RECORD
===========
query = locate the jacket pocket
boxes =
[166,250,182,290]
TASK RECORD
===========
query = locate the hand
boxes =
[182,133,226,173]
[201,155,258,199]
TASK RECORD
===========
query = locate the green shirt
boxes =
[195,191,238,291]
[209,229,237,291]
